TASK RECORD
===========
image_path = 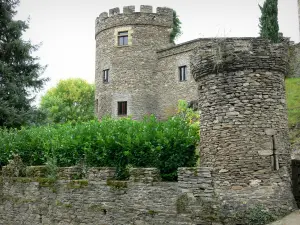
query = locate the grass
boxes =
[286,78,300,148]
[286,78,300,128]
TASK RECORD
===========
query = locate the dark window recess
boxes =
[118,31,128,46]
[103,69,109,83]
[96,99,99,113]
[179,66,187,81]
[118,101,127,116]
[271,135,279,170]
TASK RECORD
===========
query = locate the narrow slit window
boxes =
[118,101,127,116]
[179,66,187,82]
[118,31,128,46]
[95,99,99,113]
[103,69,109,83]
[271,135,279,170]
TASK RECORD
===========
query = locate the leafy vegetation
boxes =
[245,205,276,225]
[0,0,48,128]
[286,78,300,128]
[170,10,182,43]
[0,113,199,180]
[258,0,280,43]
[40,78,95,123]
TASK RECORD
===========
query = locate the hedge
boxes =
[0,115,199,180]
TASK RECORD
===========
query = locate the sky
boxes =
[15,0,299,105]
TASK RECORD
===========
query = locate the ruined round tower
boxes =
[192,38,297,221]
[95,6,173,119]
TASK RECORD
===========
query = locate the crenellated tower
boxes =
[95,5,173,119]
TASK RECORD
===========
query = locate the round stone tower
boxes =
[192,38,297,221]
[95,5,173,119]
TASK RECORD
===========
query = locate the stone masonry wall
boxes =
[0,167,215,225]
[95,6,173,120]
[155,38,254,119]
[191,38,297,223]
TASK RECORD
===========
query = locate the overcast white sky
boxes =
[15,0,299,104]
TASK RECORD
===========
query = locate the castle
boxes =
[95,5,199,120]
[0,5,298,225]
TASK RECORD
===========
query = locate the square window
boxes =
[118,101,127,116]
[103,69,109,83]
[179,66,187,82]
[118,31,128,46]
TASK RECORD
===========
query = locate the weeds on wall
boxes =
[245,205,276,225]
[0,110,199,181]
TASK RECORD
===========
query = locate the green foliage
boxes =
[45,156,58,179]
[40,78,95,123]
[258,0,280,43]
[0,0,48,128]
[286,78,300,128]
[246,205,275,225]
[170,10,182,43]
[0,116,199,181]
[176,100,200,131]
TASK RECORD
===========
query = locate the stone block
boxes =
[265,128,276,136]
[258,150,273,156]
[123,6,135,14]
[140,5,153,13]
[109,7,120,16]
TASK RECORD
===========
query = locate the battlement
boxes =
[191,38,289,81]
[95,5,173,35]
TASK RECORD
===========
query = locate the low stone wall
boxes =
[0,166,216,225]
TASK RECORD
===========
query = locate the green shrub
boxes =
[0,115,199,180]
[246,205,275,225]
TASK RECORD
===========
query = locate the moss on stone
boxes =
[25,166,48,177]
[37,177,56,187]
[106,179,127,189]
[1,194,36,205]
[13,177,33,183]
[176,194,189,214]
[55,200,72,208]
[88,204,107,214]
[148,210,158,216]
[66,180,88,189]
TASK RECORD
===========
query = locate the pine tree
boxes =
[0,0,48,128]
[259,0,280,43]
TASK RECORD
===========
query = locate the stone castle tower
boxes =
[192,38,297,221]
[95,6,174,119]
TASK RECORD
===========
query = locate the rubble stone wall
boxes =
[0,167,215,225]
[191,38,297,223]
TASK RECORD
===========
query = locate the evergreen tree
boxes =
[259,0,280,43]
[170,10,182,43]
[0,0,47,128]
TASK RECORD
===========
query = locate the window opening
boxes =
[103,69,109,83]
[118,31,128,46]
[96,99,99,113]
[271,135,279,170]
[179,66,187,81]
[118,101,127,116]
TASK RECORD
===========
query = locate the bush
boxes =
[246,205,275,225]
[0,115,199,180]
